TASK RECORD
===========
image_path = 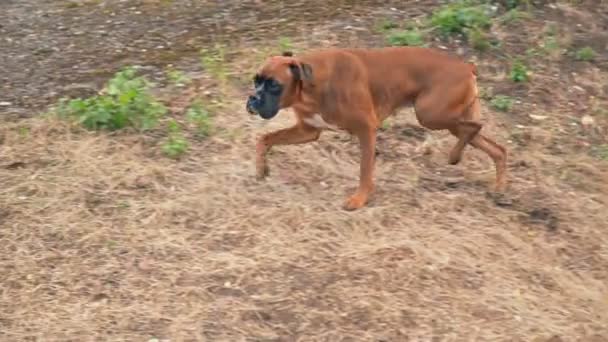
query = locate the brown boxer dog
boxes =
[246,47,507,210]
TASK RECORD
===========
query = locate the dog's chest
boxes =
[302,114,340,131]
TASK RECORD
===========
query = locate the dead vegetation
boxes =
[1,0,608,341]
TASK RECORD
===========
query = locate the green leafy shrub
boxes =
[386,29,425,46]
[490,95,514,112]
[186,100,212,137]
[468,27,491,51]
[166,68,192,87]
[162,120,189,159]
[430,1,492,37]
[56,67,166,131]
[575,46,596,61]
[509,59,529,83]
[498,8,532,24]
[278,36,294,52]
[200,43,227,83]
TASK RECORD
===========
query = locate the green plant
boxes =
[575,46,596,61]
[56,67,166,131]
[278,36,294,52]
[490,95,514,112]
[430,1,492,37]
[386,29,425,46]
[381,120,391,130]
[166,68,191,87]
[162,119,189,159]
[498,8,532,24]
[541,36,560,54]
[200,43,227,85]
[186,100,212,137]
[17,126,30,137]
[509,59,529,83]
[468,27,491,51]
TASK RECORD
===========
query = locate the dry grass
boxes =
[2,93,608,340]
[2,1,608,341]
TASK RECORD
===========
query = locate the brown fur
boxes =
[253,47,507,210]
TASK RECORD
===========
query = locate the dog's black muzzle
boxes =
[246,95,260,115]
[246,93,279,120]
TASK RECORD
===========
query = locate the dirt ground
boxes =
[1,0,608,341]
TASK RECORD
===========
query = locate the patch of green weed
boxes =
[278,36,294,53]
[186,100,212,137]
[166,67,191,87]
[430,1,493,37]
[386,29,425,46]
[490,95,514,112]
[56,66,166,131]
[162,119,189,159]
[575,46,596,61]
[468,27,492,51]
[509,59,529,83]
[200,43,227,86]
[499,8,532,24]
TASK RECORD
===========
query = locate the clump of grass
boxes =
[509,59,530,83]
[55,66,166,131]
[200,43,227,86]
[278,36,294,53]
[166,67,192,87]
[575,46,596,61]
[430,1,493,37]
[186,100,212,137]
[498,8,532,24]
[162,119,189,159]
[490,95,514,112]
[468,27,491,51]
[386,29,425,46]
[428,0,499,51]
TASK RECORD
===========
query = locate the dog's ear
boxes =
[288,62,313,82]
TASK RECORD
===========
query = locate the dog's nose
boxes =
[246,95,259,115]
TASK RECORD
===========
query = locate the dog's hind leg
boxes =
[469,134,508,191]
[447,120,482,165]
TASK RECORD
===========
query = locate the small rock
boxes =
[0,101,11,106]
[581,115,595,126]
[529,114,548,121]
[572,85,585,93]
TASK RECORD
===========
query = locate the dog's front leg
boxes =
[343,127,376,210]
[256,124,321,180]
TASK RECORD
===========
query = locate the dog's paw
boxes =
[493,180,507,193]
[448,151,462,165]
[256,164,269,180]
[342,194,367,211]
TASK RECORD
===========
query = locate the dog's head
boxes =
[246,51,313,120]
